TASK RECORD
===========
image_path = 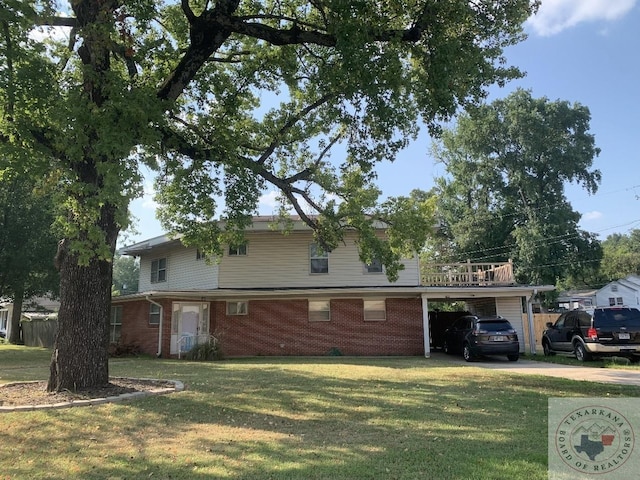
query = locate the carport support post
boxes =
[526,294,537,355]
[421,294,430,358]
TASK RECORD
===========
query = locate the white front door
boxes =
[170,302,210,354]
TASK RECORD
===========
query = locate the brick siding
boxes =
[118,299,172,356]
[118,297,424,357]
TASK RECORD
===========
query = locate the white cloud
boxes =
[527,0,637,36]
[258,190,281,214]
[582,210,604,221]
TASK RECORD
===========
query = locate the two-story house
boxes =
[112,216,553,358]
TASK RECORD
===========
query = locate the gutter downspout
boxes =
[526,289,537,355]
[146,296,164,357]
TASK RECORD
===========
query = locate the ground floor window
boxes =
[227,301,248,315]
[364,299,386,321]
[110,306,122,343]
[149,303,161,325]
[309,299,330,321]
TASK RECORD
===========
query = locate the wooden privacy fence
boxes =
[523,313,560,349]
[21,314,58,348]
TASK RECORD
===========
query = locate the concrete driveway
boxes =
[428,352,640,387]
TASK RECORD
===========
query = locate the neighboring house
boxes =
[595,275,640,308]
[0,296,59,342]
[112,216,553,358]
[556,290,597,311]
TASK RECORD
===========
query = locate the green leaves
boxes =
[0,169,59,300]
[433,88,602,285]
[2,0,539,276]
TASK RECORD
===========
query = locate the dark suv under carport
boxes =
[542,307,640,361]
[443,315,520,362]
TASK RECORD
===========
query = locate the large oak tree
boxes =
[432,89,602,286]
[0,0,538,390]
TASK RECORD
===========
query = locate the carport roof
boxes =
[112,284,554,303]
[420,284,555,299]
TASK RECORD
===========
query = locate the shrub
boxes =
[108,342,142,357]
[184,338,222,361]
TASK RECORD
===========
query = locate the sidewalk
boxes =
[428,352,640,387]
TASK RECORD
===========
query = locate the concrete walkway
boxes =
[428,352,640,387]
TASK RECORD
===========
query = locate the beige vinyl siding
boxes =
[219,231,420,289]
[496,296,525,353]
[465,298,497,316]
[138,247,219,291]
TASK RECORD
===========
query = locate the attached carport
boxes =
[420,285,555,358]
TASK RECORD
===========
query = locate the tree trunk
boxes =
[8,286,23,344]
[47,209,119,392]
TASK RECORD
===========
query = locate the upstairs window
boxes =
[611,285,618,292]
[228,243,247,256]
[151,258,167,283]
[310,243,329,274]
[609,297,616,306]
[364,258,383,274]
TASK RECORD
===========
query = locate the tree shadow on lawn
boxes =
[6,361,629,479]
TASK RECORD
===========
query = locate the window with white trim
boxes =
[364,299,386,321]
[110,306,122,343]
[310,243,329,274]
[364,259,383,274]
[227,301,248,315]
[611,285,618,292]
[309,300,330,321]
[228,243,247,256]
[617,297,624,305]
[149,303,161,325]
[609,297,616,306]
[151,258,167,283]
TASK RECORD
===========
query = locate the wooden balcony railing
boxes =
[422,260,515,286]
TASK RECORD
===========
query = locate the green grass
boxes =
[524,352,640,369]
[2,345,640,479]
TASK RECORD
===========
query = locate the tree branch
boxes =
[157,0,241,101]
[36,16,77,28]
[158,3,434,102]
[257,93,335,165]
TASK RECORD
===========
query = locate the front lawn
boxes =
[524,352,640,369]
[2,346,640,479]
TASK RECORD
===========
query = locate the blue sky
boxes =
[124,0,640,245]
